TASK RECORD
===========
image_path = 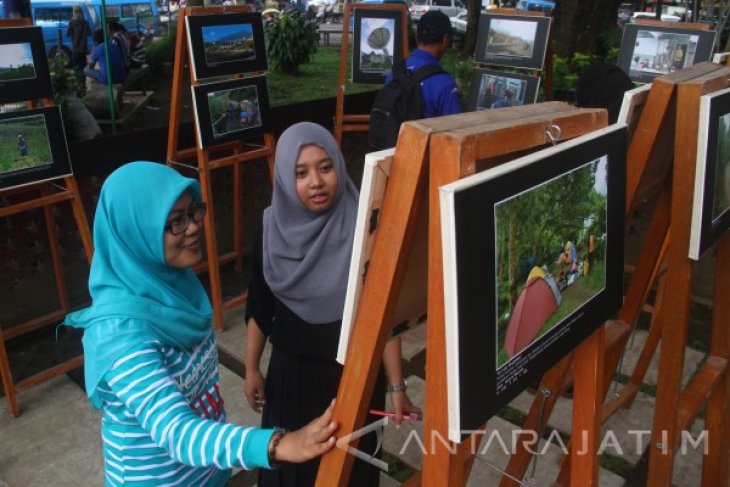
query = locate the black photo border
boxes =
[352,8,403,85]
[0,106,73,191]
[617,23,716,84]
[440,125,626,441]
[466,68,540,111]
[186,12,267,81]
[474,13,551,71]
[0,26,53,104]
[191,75,271,149]
[689,87,730,260]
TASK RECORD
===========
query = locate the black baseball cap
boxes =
[417,11,453,44]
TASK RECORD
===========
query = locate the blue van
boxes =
[89,0,161,37]
[515,0,555,12]
[29,0,99,58]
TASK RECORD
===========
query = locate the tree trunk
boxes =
[463,0,482,55]
[552,0,623,58]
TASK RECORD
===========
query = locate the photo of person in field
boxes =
[0,114,53,176]
[494,156,609,368]
[207,85,262,138]
[202,23,255,66]
[0,42,36,82]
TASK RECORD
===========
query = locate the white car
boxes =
[450,10,467,34]
[410,0,465,22]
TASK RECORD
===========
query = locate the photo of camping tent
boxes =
[495,156,609,368]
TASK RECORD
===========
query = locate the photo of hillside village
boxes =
[202,23,256,66]
[0,42,36,82]
[486,18,536,59]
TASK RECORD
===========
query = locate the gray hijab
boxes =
[262,122,359,323]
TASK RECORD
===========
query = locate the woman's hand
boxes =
[273,399,339,463]
[388,391,423,427]
[244,367,266,413]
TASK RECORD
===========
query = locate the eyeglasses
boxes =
[164,202,207,235]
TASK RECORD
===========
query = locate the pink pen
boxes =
[369,409,422,421]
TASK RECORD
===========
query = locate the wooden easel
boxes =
[0,18,94,417]
[333,3,410,145]
[166,5,276,331]
[315,102,609,485]
[488,8,554,100]
[502,61,730,486]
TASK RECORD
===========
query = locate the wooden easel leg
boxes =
[570,325,605,486]
[0,330,19,417]
[703,232,730,486]
[41,185,69,312]
[233,161,243,271]
[264,133,276,182]
[199,153,225,331]
[65,175,94,261]
[499,353,574,487]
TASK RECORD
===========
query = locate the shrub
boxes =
[146,25,176,77]
[265,11,318,74]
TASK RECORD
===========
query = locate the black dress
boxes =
[246,226,385,487]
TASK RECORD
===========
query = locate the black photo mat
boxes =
[617,24,716,84]
[352,9,403,84]
[0,26,53,104]
[191,76,271,149]
[0,106,73,191]
[440,125,626,441]
[689,87,730,260]
[466,68,540,111]
[186,12,267,80]
[474,13,551,70]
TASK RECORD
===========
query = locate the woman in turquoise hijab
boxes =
[66,161,338,487]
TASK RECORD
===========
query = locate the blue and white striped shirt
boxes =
[95,330,274,486]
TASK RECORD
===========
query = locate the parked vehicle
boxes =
[515,0,555,13]
[409,0,465,23]
[89,0,161,37]
[29,0,99,58]
[630,12,682,23]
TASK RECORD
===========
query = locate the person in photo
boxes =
[65,161,339,486]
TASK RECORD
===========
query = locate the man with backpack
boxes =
[369,10,461,150]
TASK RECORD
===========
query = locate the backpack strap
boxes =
[410,63,445,82]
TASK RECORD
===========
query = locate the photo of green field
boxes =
[206,85,262,138]
[495,156,609,367]
[0,42,36,82]
[0,114,53,176]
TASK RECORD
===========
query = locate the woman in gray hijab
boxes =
[245,122,421,486]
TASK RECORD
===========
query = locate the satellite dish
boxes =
[367,27,391,50]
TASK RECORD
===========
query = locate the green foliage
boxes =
[49,56,85,99]
[146,25,176,77]
[265,11,318,74]
[551,51,598,92]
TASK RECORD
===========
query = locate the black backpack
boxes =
[368,61,445,150]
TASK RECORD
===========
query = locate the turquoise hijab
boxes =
[65,161,212,408]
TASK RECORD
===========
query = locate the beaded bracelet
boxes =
[268,428,287,469]
[385,379,407,393]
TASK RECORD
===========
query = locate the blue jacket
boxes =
[90,42,126,84]
[386,48,462,119]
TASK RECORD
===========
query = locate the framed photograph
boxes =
[0,106,73,191]
[337,148,427,363]
[617,24,716,84]
[352,9,404,84]
[191,76,271,149]
[0,26,53,104]
[689,87,730,260]
[474,13,551,70]
[439,125,626,441]
[466,68,540,111]
[186,12,267,81]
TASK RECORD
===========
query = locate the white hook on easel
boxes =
[546,124,562,146]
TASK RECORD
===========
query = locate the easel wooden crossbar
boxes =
[333,3,410,145]
[0,17,93,418]
[315,102,608,486]
[165,5,275,330]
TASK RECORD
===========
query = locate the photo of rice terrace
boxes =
[486,19,536,59]
[0,114,52,176]
[360,18,395,73]
[207,85,262,138]
[495,157,609,368]
[202,23,255,66]
[0,42,36,81]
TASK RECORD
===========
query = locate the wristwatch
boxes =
[386,379,407,393]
